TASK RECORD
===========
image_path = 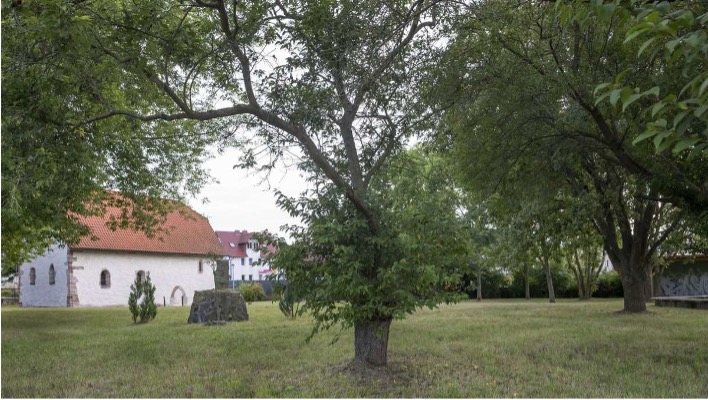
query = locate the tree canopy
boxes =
[434,0,706,312]
[2,0,215,272]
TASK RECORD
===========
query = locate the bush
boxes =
[239,283,266,302]
[128,273,157,324]
[594,271,624,298]
[272,282,299,319]
[1,289,18,297]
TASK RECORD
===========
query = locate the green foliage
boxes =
[128,273,157,324]
[435,0,705,311]
[586,1,708,155]
[463,264,577,299]
[1,0,216,273]
[272,282,300,319]
[239,283,266,303]
[270,150,470,337]
[594,271,625,298]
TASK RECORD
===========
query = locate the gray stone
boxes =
[187,289,249,324]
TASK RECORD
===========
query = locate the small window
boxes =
[249,258,253,265]
[137,270,146,284]
[241,258,245,266]
[241,274,246,281]
[229,242,235,248]
[248,274,253,281]
[29,267,36,285]
[258,274,262,281]
[198,260,204,273]
[49,264,56,285]
[100,270,111,288]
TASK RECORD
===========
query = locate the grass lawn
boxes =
[2,299,707,398]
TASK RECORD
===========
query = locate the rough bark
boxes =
[354,317,393,367]
[621,269,647,312]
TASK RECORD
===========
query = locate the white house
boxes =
[215,230,275,283]
[18,198,225,307]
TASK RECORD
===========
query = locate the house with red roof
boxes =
[215,230,276,285]
[18,198,225,307]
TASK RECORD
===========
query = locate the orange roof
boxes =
[73,199,225,256]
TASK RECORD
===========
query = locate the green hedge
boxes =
[239,283,266,302]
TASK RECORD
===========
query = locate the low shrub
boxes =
[239,283,266,302]
[272,282,299,319]
[593,271,624,298]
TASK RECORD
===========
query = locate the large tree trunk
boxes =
[621,268,647,312]
[524,262,530,300]
[354,317,393,366]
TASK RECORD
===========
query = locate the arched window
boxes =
[100,270,111,288]
[48,264,56,285]
[29,267,36,285]
[137,270,146,284]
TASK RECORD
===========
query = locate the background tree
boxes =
[1,0,214,274]
[433,0,705,312]
[589,1,708,157]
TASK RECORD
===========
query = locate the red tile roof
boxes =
[73,199,225,256]
[261,243,277,258]
[215,230,249,258]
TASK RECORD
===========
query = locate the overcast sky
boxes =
[188,147,308,240]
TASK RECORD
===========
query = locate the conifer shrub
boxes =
[128,272,158,323]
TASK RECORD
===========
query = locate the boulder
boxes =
[187,289,249,324]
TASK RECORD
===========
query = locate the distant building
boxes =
[215,230,276,284]
[18,196,224,307]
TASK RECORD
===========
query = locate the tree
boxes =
[9,0,458,366]
[128,272,158,324]
[589,1,708,157]
[561,231,604,301]
[1,0,214,274]
[270,149,470,366]
[434,0,704,312]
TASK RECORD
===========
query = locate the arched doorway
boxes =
[170,286,187,306]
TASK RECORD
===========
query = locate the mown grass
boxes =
[2,299,707,398]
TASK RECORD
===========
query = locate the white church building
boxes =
[18,199,225,307]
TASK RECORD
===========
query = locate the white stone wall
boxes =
[70,250,215,307]
[19,245,69,307]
